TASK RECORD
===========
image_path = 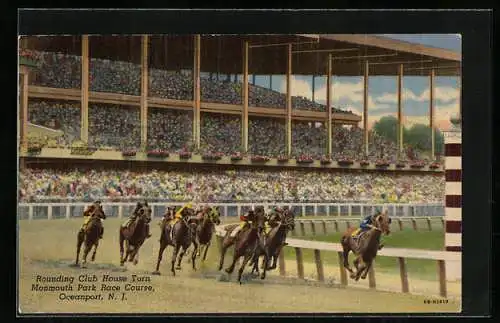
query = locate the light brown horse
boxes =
[340,211,391,281]
[119,202,152,266]
[75,204,106,268]
[218,208,267,284]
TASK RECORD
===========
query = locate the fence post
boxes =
[310,221,316,236]
[224,205,228,218]
[337,205,341,217]
[302,205,306,217]
[398,257,409,293]
[326,206,330,217]
[411,218,418,231]
[368,261,376,289]
[300,222,306,236]
[295,247,304,279]
[28,205,33,220]
[337,251,348,286]
[322,220,327,235]
[346,220,351,229]
[334,220,339,232]
[66,205,70,219]
[438,260,447,298]
[441,217,445,228]
[313,204,317,216]
[427,217,433,231]
[398,218,403,231]
[360,205,364,218]
[118,206,123,219]
[279,250,286,276]
[47,206,53,220]
[348,205,352,217]
[314,249,324,282]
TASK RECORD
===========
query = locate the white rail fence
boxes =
[214,225,459,298]
[17,202,444,221]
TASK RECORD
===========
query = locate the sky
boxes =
[252,34,461,131]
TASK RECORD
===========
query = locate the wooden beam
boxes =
[20,68,29,151]
[242,41,249,153]
[286,44,292,156]
[430,68,435,160]
[327,54,333,156]
[81,35,89,143]
[397,63,404,157]
[363,60,369,156]
[140,35,149,150]
[193,35,201,149]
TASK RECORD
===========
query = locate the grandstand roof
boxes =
[26,34,461,77]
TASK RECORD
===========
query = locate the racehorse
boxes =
[119,202,152,266]
[218,209,267,284]
[153,207,197,276]
[75,204,106,268]
[250,208,295,275]
[340,211,391,281]
[192,206,221,262]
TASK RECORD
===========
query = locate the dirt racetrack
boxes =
[18,218,461,314]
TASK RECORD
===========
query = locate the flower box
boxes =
[251,155,270,163]
[396,162,407,168]
[337,159,354,166]
[297,159,314,164]
[147,150,169,158]
[179,152,192,159]
[19,50,39,68]
[429,162,441,169]
[71,146,96,156]
[277,155,290,162]
[27,145,42,155]
[375,161,390,168]
[122,150,137,157]
[410,163,425,169]
[359,160,370,167]
[230,154,243,161]
[320,158,332,165]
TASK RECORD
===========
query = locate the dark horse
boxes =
[153,207,196,276]
[218,208,267,284]
[340,211,391,281]
[251,208,295,275]
[192,206,221,262]
[119,202,152,266]
[75,203,106,268]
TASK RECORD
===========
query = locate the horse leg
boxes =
[260,249,270,280]
[171,244,180,276]
[81,242,92,268]
[191,242,198,271]
[153,241,167,275]
[361,260,372,280]
[353,256,366,281]
[218,241,229,271]
[133,248,140,265]
[237,252,253,285]
[225,247,241,275]
[250,253,260,275]
[202,241,210,261]
[176,245,187,270]
[91,240,99,262]
[75,231,84,266]
[343,247,355,276]
[119,231,125,266]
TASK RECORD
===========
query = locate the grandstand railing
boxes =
[17,202,444,221]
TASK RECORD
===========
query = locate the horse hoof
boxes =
[175,266,181,270]
[152,271,161,275]
[260,274,266,280]
[133,260,138,265]
[349,273,356,279]
[224,268,232,274]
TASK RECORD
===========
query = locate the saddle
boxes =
[351,228,367,240]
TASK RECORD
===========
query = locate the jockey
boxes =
[173,202,193,223]
[351,193,388,249]
[81,200,103,239]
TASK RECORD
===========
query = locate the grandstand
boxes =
[18,34,460,203]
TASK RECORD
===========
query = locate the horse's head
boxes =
[181,207,196,224]
[166,206,176,218]
[373,210,391,235]
[136,202,152,224]
[253,211,267,235]
[208,206,221,225]
[281,208,295,231]
[92,202,106,220]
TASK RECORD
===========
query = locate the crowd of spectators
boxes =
[30,50,354,113]
[27,50,412,161]
[19,167,445,203]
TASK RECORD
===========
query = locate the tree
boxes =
[405,123,445,154]
[372,116,398,143]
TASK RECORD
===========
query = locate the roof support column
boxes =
[80,35,89,143]
[19,67,29,152]
[397,63,404,158]
[241,41,249,153]
[326,55,333,156]
[286,44,292,156]
[363,60,369,156]
[193,34,201,150]
[429,68,435,160]
[140,35,149,151]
